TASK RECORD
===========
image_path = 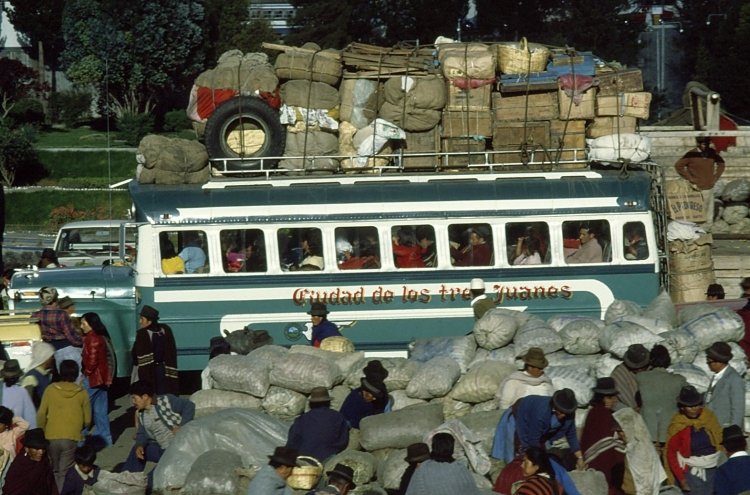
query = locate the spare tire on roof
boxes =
[204,95,285,171]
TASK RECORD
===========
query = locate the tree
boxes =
[61,0,205,111]
[286,0,355,48]
[4,0,66,90]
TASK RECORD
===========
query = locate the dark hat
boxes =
[706,341,732,363]
[39,286,58,306]
[404,442,430,463]
[57,296,75,310]
[252,330,273,348]
[326,463,356,488]
[1,359,22,379]
[523,347,548,369]
[624,344,650,369]
[268,446,300,467]
[308,387,332,403]
[472,226,489,240]
[140,305,159,322]
[361,377,385,399]
[552,388,577,415]
[23,428,49,449]
[706,283,725,297]
[678,385,704,407]
[592,377,618,396]
[363,360,389,382]
[721,425,748,445]
[41,248,58,260]
[307,302,329,317]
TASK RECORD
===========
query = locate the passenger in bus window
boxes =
[241,240,266,272]
[450,226,492,266]
[392,228,425,268]
[160,239,185,275]
[513,236,542,266]
[624,223,649,261]
[337,239,379,270]
[416,227,437,267]
[566,225,603,264]
[178,233,207,273]
[223,241,244,273]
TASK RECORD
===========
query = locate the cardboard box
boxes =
[492,121,550,148]
[492,91,559,121]
[596,92,652,119]
[558,87,595,120]
[596,68,644,96]
[400,128,440,170]
[587,116,638,138]
[666,179,706,223]
[441,137,487,167]
[446,81,492,111]
[441,110,493,138]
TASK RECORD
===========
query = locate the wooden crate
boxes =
[446,82,492,111]
[558,87,595,120]
[492,121,550,148]
[441,110,493,138]
[596,92,652,119]
[596,68,644,96]
[550,120,586,148]
[441,137,487,167]
[492,91,558,121]
[587,116,637,139]
[400,128,440,170]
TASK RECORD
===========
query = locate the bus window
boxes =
[449,223,493,267]
[563,220,610,264]
[220,229,267,273]
[160,230,209,274]
[335,227,380,270]
[391,225,436,269]
[278,228,324,271]
[623,222,649,260]
[506,222,550,265]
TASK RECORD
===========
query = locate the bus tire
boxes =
[204,96,285,171]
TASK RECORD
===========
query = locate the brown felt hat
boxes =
[523,347,548,369]
[308,387,331,403]
[268,446,300,467]
[624,344,650,369]
[307,302,329,317]
[706,342,732,363]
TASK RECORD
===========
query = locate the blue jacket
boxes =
[340,387,381,429]
[286,406,349,462]
[60,466,99,495]
[311,320,340,346]
[515,395,580,453]
[715,454,750,495]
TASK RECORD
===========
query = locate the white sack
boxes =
[406,356,461,399]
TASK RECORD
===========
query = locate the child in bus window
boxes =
[416,227,437,267]
[392,228,425,268]
[513,236,542,265]
[624,223,648,260]
[451,226,492,266]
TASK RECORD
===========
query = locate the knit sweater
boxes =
[404,459,481,495]
[37,381,91,441]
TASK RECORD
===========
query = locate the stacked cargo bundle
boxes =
[272,42,344,173]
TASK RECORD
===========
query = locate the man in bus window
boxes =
[566,225,603,264]
[624,223,648,260]
[178,233,206,273]
[451,226,492,266]
[242,240,266,272]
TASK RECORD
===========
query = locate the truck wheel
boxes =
[204,96,285,171]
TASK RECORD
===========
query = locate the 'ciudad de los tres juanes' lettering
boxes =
[292,283,572,306]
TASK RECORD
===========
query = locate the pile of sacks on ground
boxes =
[151,290,745,494]
[711,178,750,234]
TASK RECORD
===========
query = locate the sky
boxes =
[1,8,21,48]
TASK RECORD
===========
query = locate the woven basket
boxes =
[320,335,355,353]
[496,38,550,75]
[287,456,323,490]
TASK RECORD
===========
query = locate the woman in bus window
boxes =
[338,239,379,270]
[392,228,425,269]
[513,236,542,266]
[451,226,492,266]
[160,239,185,275]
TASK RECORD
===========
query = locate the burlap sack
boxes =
[275,44,342,86]
[195,51,278,93]
[438,43,497,80]
[137,135,208,172]
[281,80,340,110]
[279,129,339,172]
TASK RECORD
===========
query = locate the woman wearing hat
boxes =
[397,443,429,495]
[405,433,480,495]
[664,385,722,494]
[580,377,625,494]
[339,376,388,429]
[307,303,341,348]
[450,226,492,267]
[496,347,553,410]
[3,428,57,495]
[1,359,37,429]
[37,248,61,269]
[132,305,179,395]
[247,446,299,495]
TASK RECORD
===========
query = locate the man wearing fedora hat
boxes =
[247,446,300,495]
[581,377,624,493]
[397,443,429,495]
[714,425,750,495]
[132,305,179,395]
[306,463,355,495]
[1,359,37,429]
[307,303,341,348]
[496,347,553,410]
[3,427,57,495]
[610,343,649,411]
[286,387,349,463]
[340,376,388,429]
[665,385,722,493]
[704,341,745,429]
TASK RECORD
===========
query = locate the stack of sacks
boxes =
[182,290,746,494]
[275,42,343,174]
[711,178,750,234]
[136,135,209,185]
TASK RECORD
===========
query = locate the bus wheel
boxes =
[204,96,285,171]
